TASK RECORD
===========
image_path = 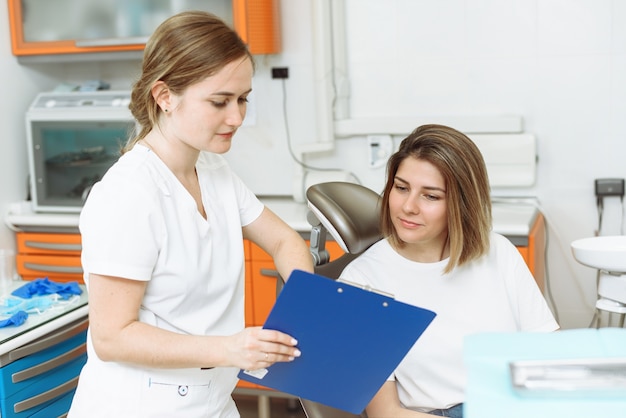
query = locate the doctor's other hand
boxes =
[227,327,301,371]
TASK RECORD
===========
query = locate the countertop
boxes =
[5,197,539,244]
[0,281,89,356]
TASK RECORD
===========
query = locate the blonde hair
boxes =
[123,11,254,153]
[381,124,492,273]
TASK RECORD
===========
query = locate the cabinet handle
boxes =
[8,318,88,363]
[24,241,81,252]
[260,269,285,296]
[12,344,86,383]
[13,376,79,413]
[24,263,83,274]
[260,268,280,278]
[75,36,149,47]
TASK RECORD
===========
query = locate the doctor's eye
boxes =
[211,100,228,108]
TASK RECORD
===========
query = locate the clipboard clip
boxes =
[337,278,395,299]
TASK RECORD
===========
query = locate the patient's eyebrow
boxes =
[394,175,446,193]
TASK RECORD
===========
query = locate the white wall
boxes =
[2,0,625,329]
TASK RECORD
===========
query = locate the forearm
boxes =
[91,319,230,369]
[272,229,315,279]
[243,207,314,280]
[91,317,299,371]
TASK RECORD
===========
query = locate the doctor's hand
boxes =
[227,326,301,371]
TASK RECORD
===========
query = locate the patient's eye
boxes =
[394,183,408,192]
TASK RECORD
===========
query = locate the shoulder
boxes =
[488,232,523,258]
[352,239,394,262]
[341,240,395,277]
[82,146,165,218]
[98,145,164,191]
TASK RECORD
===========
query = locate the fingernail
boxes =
[293,349,301,357]
[291,338,298,345]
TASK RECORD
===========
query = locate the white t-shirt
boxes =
[340,233,559,413]
[69,145,264,417]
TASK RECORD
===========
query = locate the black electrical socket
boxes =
[595,178,625,198]
[271,67,289,79]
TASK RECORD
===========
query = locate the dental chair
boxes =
[300,181,383,418]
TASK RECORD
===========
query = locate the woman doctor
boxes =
[68,11,313,417]
[340,124,558,418]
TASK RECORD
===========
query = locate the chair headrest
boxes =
[306,182,382,254]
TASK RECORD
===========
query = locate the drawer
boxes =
[16,254,83,283]
[28,388,76,418]
[0,318,87,418]
[250,260,281,326]
[0,318,88,396]
[245,260,254,327]
[0,332,86,398]
[2,358,84,418]
[17,233,81,256]
[0,318,88,367]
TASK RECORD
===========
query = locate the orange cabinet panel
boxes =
[17,254,83,283]
[17,232,82,255]
[247,240,345,326]
[244,260,255,327]
[243,240,254,326]
[514,213,546,293]
[8,0,280,57]
[16,232,84,283]
[250,259,279,327]
[233,0,281,54]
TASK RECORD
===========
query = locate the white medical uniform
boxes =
[340,233,559,413]
[68,145,264,417]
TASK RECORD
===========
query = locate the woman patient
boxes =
[340,124,559,417]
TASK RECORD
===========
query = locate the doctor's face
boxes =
[388,157,449,250]
[167,56,253,154]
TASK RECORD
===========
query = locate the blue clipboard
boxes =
[238,270,436,414]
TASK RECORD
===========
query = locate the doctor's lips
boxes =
[217,131,236,139]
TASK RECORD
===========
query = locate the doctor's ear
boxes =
[151,81,172,113]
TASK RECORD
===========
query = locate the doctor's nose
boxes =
[225,104,245,128]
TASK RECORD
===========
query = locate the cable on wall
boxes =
[278,78,362,199]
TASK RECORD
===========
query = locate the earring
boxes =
[163,108,169,113]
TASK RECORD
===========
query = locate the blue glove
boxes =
[0,311,28,328]
[11,278,82,300]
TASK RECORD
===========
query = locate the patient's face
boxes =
[388,157,448,261]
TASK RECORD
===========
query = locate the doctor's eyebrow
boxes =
[211,88,253,97]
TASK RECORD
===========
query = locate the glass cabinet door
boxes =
[30,120,136,212]
[20,0,232,44]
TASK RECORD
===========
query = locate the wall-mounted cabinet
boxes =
[8,0,280,60]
